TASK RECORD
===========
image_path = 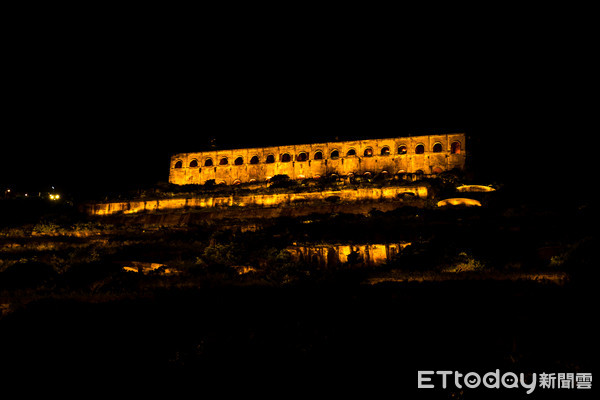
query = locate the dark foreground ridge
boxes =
[0,281,596,398]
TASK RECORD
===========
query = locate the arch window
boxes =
[250,155,259,164]
[174,160,183,168]
[432,142,443,153]
[296,152,308,162]
[314,151,323,160]
[234,157,244,165]
[281,153,291,162]
[189,159,198,168]
[219,157,229,165]
[232,179,242,185]
[398,145,407,154]
[204,158,214,167]
[330,150,340,159]
[415,144,425,154]
[266,154,275,163]
[451,141,461,154]
[363,148,373,157]
[381,146,390,156]
[346,149,356,157]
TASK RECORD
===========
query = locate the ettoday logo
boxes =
[418,370,536,394]
[418,370,593,394]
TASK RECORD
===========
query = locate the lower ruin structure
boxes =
[287,243,412,268]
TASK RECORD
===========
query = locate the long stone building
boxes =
[169,133,466,185]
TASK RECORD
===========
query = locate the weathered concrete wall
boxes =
[85,185,429,216]
[169,133,466,185]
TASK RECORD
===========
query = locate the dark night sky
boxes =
[1,10,595,198]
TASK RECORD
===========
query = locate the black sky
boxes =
[1,11,595,197]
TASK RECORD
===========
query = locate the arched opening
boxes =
[234,157,244,165]
[415,144,425,154]
[363,148,373,157]
[250,155,259,164]
[314,151,323,160]
[327,248,337,268]
[432,166,444,174]
[174,160,183,168]
[311,254,320,265]
[281,153,291,162]
[451,141,461,154]
[432,143,443,153]
[380,146,390,156]
[232,179,241,185]
[266,154,275,163]
[330,150,339,159]
[346,149,356,157]
[189,159,198,168]
[219,157,228,165]
[398,145,407,154]
[296,152,308,162]
[204,158,213,167]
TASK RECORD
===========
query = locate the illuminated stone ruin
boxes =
[169,133,466,186]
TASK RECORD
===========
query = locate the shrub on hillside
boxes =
[62,261,123,289]
[0,261,57,290]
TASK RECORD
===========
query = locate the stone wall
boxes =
[287,243,412,267]
[85,185,429,216]
[169,133,466,185]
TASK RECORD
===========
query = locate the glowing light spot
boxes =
[456,185,496,193]
[437,198,482,207]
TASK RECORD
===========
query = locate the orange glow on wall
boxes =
[437,198,482,207]
[456,185,495,193]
